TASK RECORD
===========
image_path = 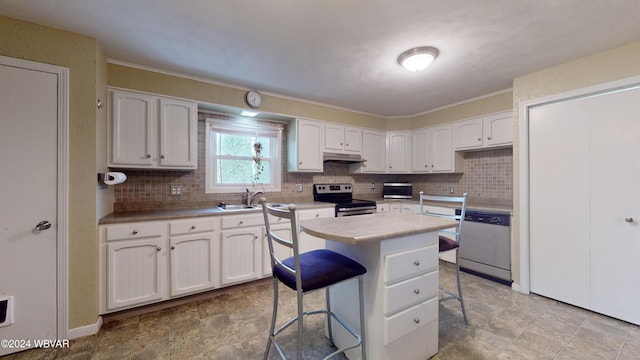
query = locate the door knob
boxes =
[34,220,52,231]
[625,217,634,223]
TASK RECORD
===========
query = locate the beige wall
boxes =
[511,40,640,286]
[108,63,388,130]
[0,16,101,329]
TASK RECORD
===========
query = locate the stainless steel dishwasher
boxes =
[456,209,512,285]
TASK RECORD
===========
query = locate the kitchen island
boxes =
[299,213,457,360]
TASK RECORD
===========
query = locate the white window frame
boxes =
[205,117,282,193]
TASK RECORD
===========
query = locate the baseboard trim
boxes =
[67,316,102,339]
[511,282,524,293]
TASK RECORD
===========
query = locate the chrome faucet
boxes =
[246,188,264,207]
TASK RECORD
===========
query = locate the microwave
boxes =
[383,183,413,199]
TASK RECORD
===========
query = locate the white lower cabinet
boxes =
[101,217,220,313]
[100,206,335,313]
[106,237,165,311]
[169,218,219,296]
[263,224,294,276]
[388,202,415,214]
[220,226,263,285]
[297,208,334,254]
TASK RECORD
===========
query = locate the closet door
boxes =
[589,88,640,325]
[529,99,591,309]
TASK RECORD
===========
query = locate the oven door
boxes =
[336,206,377,217]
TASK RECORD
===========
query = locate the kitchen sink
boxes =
[216,203,287,211]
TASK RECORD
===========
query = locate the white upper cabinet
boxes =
[288,118,324,172]
[352,129,386,173]
[412,124,462,173]
[386,131,412,173]
[158,98,198,168]
[483,111,513,147]
[109,89,197,169]
[324,124,362,154]
[453,111,513,150]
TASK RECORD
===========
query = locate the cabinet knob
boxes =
[298,161,302,165]
[340,142,343,145]
[239,221,244,225]
[424,164,428,168]
[160,154,165,159]
[132,230,138,235]
[190,225,196,230]
[431,165,434,168]
[156,246,161,251]
[477,137,482,141]
[414,318,420,324]
[487,136,492,140]
[146,154,151,159]
[625,217,634,223]
[414,289,420,295]
[414,260,420,266]
[171,246,175,250]
[345,143,349,146]
[254,235,259,240]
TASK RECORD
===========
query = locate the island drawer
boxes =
[105,222,164,241]
[384,245,438,284]
[169,217,218,236]
[383,297,437,345]
[384,271,438,316]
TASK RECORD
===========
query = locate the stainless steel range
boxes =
[313,183,377,217]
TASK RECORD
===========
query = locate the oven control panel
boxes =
[314,183,353,194]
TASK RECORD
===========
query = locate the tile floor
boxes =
[4,261,640,359]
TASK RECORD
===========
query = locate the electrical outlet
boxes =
[171,185,183,196]
[449,186,455,194]
[295,184,303,192]
[370,182,376,190]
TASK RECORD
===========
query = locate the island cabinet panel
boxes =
[325,231,440,360]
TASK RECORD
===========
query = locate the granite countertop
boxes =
[299,212,457,245]
[99,202,334,224]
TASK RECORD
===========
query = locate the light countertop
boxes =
[299,212,457,245]
[99,202,334,224]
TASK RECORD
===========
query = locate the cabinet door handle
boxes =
[625,217,634,223]
[414,260,420,266]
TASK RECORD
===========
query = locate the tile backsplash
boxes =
[113,114,512,212]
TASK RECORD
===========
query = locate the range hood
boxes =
[323,152,367,164]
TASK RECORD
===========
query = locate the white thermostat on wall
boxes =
[245,90,263,109]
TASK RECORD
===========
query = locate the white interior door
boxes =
[529,98,591,309]
[589,87,640,324]
[0,59,59,355]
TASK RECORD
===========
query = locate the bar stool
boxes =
[260,198,367,360]
[418,191,469,325]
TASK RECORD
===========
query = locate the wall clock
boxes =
[245,90,263,109]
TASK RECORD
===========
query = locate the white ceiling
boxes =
[2,0,640,117]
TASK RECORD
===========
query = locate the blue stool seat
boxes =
[274,249,367,292]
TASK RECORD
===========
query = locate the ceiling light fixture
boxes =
[397,46,439,72]
[241,110,259,117]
